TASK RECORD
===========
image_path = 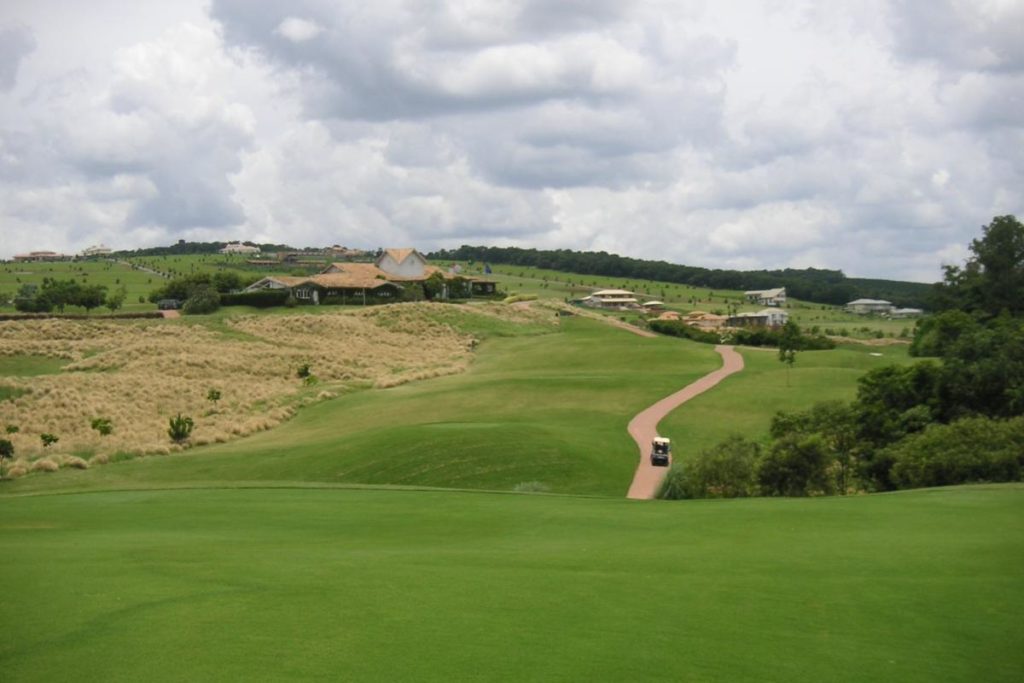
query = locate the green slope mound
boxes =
[2,485,1021,681]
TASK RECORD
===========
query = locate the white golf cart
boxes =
[650,437,671,467]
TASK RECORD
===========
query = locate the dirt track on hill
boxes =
[626,345,744,500]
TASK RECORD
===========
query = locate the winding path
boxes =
[626,345,745,500]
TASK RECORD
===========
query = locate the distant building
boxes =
[580,289,641,310]
[220,242,261,255]
[13,251,68,262]
[744,287,786,307]
[845,299,894,315]
[81,244,112,257]
[727,309,789,328]
[889,307,924,318]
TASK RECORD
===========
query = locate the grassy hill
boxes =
[2,484,1021,681]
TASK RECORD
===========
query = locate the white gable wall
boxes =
[377,251,427,277]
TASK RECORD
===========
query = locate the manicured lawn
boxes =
[0,318,720,496]
[1,484,1021,681]
[660,344,916,460]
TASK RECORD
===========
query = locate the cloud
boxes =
[0,0,1021,282]
[0,24,36,91]
[275,17,323,43]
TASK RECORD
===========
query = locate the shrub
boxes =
[182,285,221,315]
[296,363,312,379]
[219,290,290,308]
[40,433,59,448]
[90,417,113,436]
[887,416,1024,488]
[656,464,689,500]
[4,424,18,434]
[673,436,762,499]
[207,388,222,405]
[648,319,720,344]
[62,455,89,470]
[758,434,833,496]
[168,414,194,443]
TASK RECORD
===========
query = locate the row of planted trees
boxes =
[661,215,1024,499]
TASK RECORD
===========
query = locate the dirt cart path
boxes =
[626,345,744,500]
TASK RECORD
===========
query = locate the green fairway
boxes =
[0,317,720,496]
[1,484,1021,682]
[661,344,916,459]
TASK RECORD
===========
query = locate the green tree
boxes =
[675,435,761,499]
[76,284,108,314]
[934,215,1024,316]
[182,285,220,315]
[777,320,800,386]
[5,424,19,434]
[40,433,59,448]
[207,388,222,406]
[105,285,127,313]
[758,434,832,496]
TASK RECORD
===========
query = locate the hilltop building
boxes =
[845,299,894,315]
[580,289,641,310]
[13,251,69,262]
[744,287,786,307]
[243,247,496,304]
[727,309,789,328]
[220,242,261,255]
[81,244,112,257]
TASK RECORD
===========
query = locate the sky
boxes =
[1,1,1021,282]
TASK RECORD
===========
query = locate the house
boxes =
[889,307,924,318]
[744,287,786,307]
[220,242,261,255]
[580,289,641,310]
[845,298,894,315]
[242,247,496,304]
[642,300,666,311]
[727,309,789,328]
[683,310,729,330]
[13,251,68,262]
[81,244,112,257]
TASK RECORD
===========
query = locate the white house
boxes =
[81,244,112,257]
[744,287,786,307]
[581,289,641,310]
[220,242,261,255]
[845,298,894,315]
[727,309,789,328]
[890,307,924,318]
[374,248,428,278]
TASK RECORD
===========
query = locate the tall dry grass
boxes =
[0,303,531,468]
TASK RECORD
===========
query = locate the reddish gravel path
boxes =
[161,310,181,319]
[626,345,744,500]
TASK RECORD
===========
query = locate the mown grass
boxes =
[660,343,916,460]
[0,317,720,496]
[0,484,1020,682]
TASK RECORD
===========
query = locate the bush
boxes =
[758,434,833,496]
[656,465,689,500]
[30,458,59,473]
[648,320,720,344]
[90,417,113,436]
[168,413,194,443]
[40,433,59,448]
[182,285,220,315]
[887,416,1024,488]
[219,290,290,308]
[664,435,761,499]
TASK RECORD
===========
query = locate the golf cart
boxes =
[650,437,671,467]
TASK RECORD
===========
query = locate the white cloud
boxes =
[275,17,323,43]
[0,0,1020,281]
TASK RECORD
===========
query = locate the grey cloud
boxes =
[0,25,36,91]
[890,0,1024,72]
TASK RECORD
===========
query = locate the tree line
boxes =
[429,245,934,307]
[660,215,1024,499]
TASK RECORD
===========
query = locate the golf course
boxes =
[2,301,1023,681]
